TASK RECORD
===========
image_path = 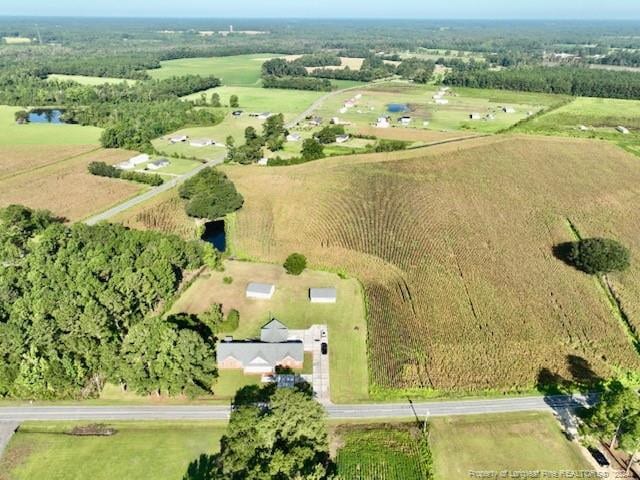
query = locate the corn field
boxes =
[226,135,640,393]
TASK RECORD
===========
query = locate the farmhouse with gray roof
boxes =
[217,320,303,374]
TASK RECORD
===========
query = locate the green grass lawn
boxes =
[429,412,591,479]
[314,82,563,135]
[0,106,102,145]
[0,421,226,480]
[148,54,276,86]
[169,260,369,403]
[516,96,640,146]
[47,74,137,86]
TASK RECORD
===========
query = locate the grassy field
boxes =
[223,135,640,396]
[0,421,225,480]
[47,74,137,86]
[516,96,640,148]
[430,413,591,479]
[170,260,369,403]
[0,148,143,221]
[335,423,431,479]
[3,37,32,44]
[313,82,563,135]
[0,105,102,145]
[148,54,276,85]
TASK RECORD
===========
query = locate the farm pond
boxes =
[27,109,67,124]
[387,103,409,113]
[202,220,226,252]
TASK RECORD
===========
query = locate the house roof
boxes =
[261,319,289,343]
[246,282,275,295]
[310,288,337,300]
[217,340,303,367]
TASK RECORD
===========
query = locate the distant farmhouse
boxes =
[217,320,304,374]
[147,158,170,170]
[116,153,149,170]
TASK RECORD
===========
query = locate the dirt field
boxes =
[0,144,99,180]
[0,148,142,221]
[224,135,640,395]
[354,126,476,143]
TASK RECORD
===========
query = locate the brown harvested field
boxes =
[0,144,99,180]
[354,126,476,143]
[112,189,199,239]
[0,148,143,221]
[224,135,640,395]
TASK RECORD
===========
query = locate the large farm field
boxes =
[430,412,591,478]
[0,421,225,480]
[148,53,276,85]
[46,74,137,86]
[224,135,640,396]
[0,148,143,221]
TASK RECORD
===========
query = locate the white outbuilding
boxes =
[246,283,276,300]
[190,138,214,147]
[169,135,188,144]
[309,288,337,304]
[129,154,150,166]
[617,126,631,135]
[376,117,390,128]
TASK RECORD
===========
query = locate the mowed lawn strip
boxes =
[430,412,591,479]
[170,260,369,403]
[46,74,138,86]
[0,421,225,480]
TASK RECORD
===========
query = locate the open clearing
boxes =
[313,82,562,134]
[0,148,143,221]
[46,74,137,86]
[0,106,102,145]
[0,144,98,180]
[224,135,640,396]
[2,37,32,44]
[170,260,369,403]
[0,421,225,480]
[430,412,591,478]
[148,53,276,85]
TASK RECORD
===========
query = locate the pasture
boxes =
[0,421,226,480]
[148,53,275,85]
[223,135,640,396]
[0,105,102,145]
[335,423,431,480]
[0,148,143,221]
[313,82,562,134]
[47,74,137,86]
[430,413,591,478]
[170,260,369,403]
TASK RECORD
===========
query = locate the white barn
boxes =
[310,288,337,304]
[246,283,275,300]
[129,154,150,166]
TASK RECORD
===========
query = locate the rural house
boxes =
[217,320,304,374]
[287,133,301,142]
[147,158,170,170]
[376,117,390,128]
[336,134,350,144]
[190,138,214,147]
[169,135,188,144]
[246,282,275,299]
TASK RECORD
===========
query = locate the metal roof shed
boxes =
[309,288,337,304]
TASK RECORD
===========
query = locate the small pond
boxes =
[28,109,66,124]
[202,220,226,252]
[387,103,409,113]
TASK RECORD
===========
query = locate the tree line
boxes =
[443,65,640,99]
[0,205,221,399]
[88,161,164,187]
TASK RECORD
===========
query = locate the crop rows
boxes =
[226,136,640,393]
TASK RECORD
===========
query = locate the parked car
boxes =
[321,342,328,355]
[588,448,610,467]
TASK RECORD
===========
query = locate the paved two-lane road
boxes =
[0,394,595,422]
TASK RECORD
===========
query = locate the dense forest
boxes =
[444,66,640,99]
[0,205,221,399]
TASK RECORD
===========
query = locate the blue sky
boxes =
[1,0,639,19]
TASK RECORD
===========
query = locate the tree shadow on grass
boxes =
[182,453,218,480]
[536,355,604,395]
[552,242,577,270]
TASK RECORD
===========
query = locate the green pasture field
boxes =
[148,53,276,85]
[169,260,369,403]
[0,106,102,145]
[0,421,225,480]
[47,74,137,86]
[313,82,562,134]
[336,423,430,480]
[515,96,640,147]
[430,412,591,479]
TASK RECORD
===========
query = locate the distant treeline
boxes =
[444,66,640,99]
[262,75,332,91]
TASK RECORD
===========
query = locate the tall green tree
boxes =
[179,167,244,220]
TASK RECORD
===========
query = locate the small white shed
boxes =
[617,126,630,135]
[246,283,275,300]
[310,288,337,304]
